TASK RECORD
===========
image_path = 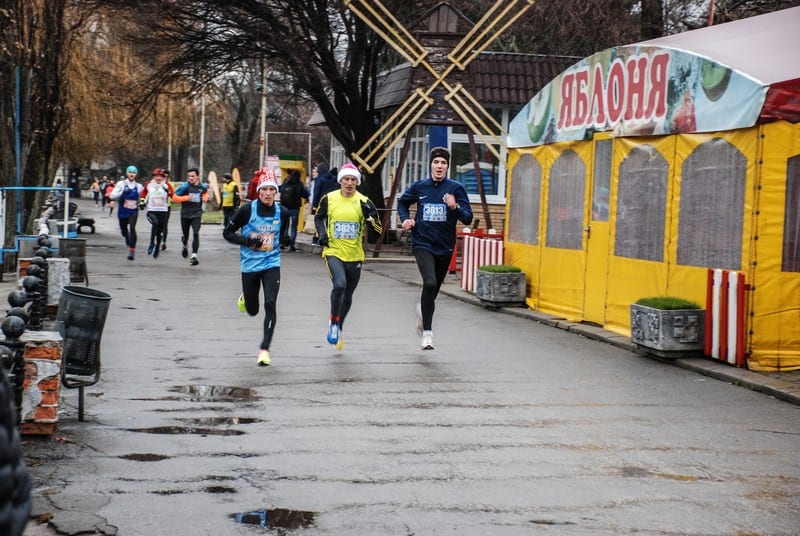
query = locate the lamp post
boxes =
[258,60,268,168]
[199,94,206,180]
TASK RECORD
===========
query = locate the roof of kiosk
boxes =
[507,6,800,148]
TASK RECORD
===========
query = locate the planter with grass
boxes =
[630,296,705,357]
[474,264,527,307]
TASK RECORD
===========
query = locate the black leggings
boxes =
[118,212,139,248]
[148,212,168,247]
[241,267,281,350]
[413,249,451,331]
[181,216,202,254]
[325,256,362,330]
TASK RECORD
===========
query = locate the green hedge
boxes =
[478,264,522,273]
[635,296,702,310]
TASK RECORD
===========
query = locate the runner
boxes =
[397,147,473,350]
[314,163,381,349]
[109,165,145,260]
[222,171,282,367]
[140,168,174,259]
[172,168,208,266]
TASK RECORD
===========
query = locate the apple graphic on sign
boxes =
[700,59,731,102]
[527,88,552,143]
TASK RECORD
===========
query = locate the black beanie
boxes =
[430,146,450,164]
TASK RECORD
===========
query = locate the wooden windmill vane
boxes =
[344,0,536,174]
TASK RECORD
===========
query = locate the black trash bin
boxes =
[56,286,111,386]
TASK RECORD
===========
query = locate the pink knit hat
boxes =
[337,163,362,185]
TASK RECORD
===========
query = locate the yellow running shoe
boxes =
[237,294,246,314]
[335,333,344,350]
[257,350,271,366]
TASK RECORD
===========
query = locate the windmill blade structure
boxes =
[345,0,536,173]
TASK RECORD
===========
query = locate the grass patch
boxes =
[202,209,223,224]
[478,264,522,273]
[635,296,702,310]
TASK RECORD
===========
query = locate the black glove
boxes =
[138,198,146,210]
[317,235,329,248]
[360,200,377,221]
[245,236,262,249]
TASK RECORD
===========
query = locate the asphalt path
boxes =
[21,198,800,535]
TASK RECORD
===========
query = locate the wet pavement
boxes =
[7,198,800,535]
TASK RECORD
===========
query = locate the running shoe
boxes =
[237,294,246,314]
[161,242,167,251]
[257,350,271,367]
[421,331,434,350]
[190,254,199,266]
[335,332,344,350]
[127,250,135,261]
[147,243,155,255]
[415,302,423,336]
[326,323,339,345]
[181,243,188,258]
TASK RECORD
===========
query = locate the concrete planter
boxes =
[630,303,705,357]
[474,270,527,306]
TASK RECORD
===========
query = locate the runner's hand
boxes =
[245,237,262,249]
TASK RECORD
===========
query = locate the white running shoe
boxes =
[257,349,271,367]
[415,303,423,336]
[421,331,434,350]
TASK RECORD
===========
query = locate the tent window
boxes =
[615,145,668,261]
[783,155,800,272]
[508,154,541,245]
[592,140,612,221]
[678,138,746,269]
[546,150,585,250]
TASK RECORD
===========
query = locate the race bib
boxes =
[422,203,447,222]
[123,199,138,210]
[150,196,166,207]
[333,221,359,239]
[189,192,202,203]
[249,232,274,251]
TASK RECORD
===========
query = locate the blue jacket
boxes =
[397,177,473,255]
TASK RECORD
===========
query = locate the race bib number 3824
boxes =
[333,221,359,239]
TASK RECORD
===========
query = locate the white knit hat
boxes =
[337,163,361,185]
[256,168,279,192]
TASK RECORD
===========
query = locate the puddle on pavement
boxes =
[206,486,236,493]
[126,426,245,436]
[618,465,700,481]
[178,416,262,426]
[168,385,259,402]
[232,508,316,529]
[118,453,170,462]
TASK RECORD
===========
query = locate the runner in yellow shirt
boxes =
[314,162,381,349]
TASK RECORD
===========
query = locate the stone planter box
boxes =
[630,303,705,357]
[474,270,527,306]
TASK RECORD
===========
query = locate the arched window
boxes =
[508,154,541,244]
[678,138,746,269]
[546,150,586,250]
[615,145,668,261]
[782,154,800,272]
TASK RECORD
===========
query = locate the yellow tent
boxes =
[505,8,800,371]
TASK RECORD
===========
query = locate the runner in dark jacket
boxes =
[397,147,473,350]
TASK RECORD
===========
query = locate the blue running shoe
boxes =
[326,323,339,345]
